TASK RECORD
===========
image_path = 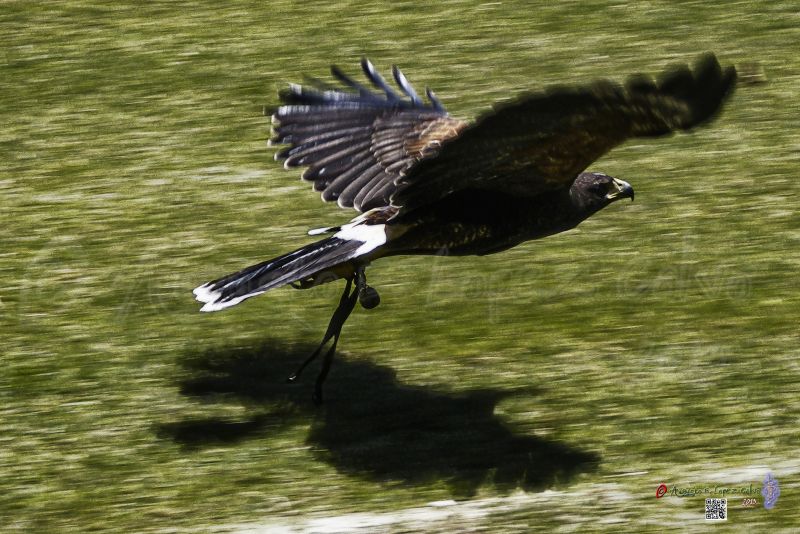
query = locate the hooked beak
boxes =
[607,178,634,201]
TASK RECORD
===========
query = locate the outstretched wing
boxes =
[270,59,467,212]
[392,54,737,211]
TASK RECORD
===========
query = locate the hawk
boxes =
[195,54,737,402]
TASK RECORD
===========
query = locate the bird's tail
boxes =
[193,236,366,312]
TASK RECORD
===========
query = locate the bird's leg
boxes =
[287,267,368,404]
[310,267,370,403]
[286,277,354,383]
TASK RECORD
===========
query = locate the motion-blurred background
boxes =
[2,1,797,531]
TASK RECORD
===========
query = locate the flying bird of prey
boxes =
[195,54,736,403]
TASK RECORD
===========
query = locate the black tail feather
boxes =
[194,237,362,311]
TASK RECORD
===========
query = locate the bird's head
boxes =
[571,172,634,214]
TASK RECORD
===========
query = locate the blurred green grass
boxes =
[2,1,799,532]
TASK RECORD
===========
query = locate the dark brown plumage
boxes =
[195,54,737,402]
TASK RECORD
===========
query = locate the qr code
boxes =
[705,498,727,521]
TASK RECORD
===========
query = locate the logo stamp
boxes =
[762,473,779,510]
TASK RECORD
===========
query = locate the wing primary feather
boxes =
[324,160,382,197]
[310,154,374,188]
[278,84,385,106]
[372,133,409,151]
[307,154,374,189]
[277,134,355,159]
[273,112,375,127]
[360,179,396,212]
[280,134,367,162]
[271,120,374,144]
[354,173,391,211]
[361,58,402,101]
[425,87,445,111]
[330,64,374,97]
[274,125,367,149]
[337,165,384,208]
[658,65,694,99]
[301,74,339,91]
[392,65,422,104]
[625,74,657,94]
[385,159,412,173]
[286,138,371,169]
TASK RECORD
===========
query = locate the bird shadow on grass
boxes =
[157,339,599,497]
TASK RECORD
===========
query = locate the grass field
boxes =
[2,1,799,532]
